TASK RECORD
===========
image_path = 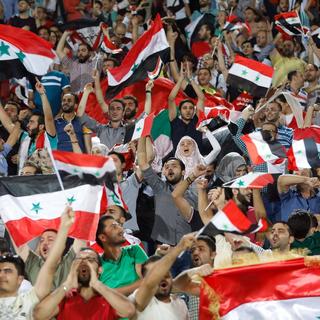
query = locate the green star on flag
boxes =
[73,168,79,173]
[31,202,43,214]
[94,171,101,177]
[255,75,260,82]
[223,224,230,230]
[131,63,139,73]
[265,154,272,159]
[67,196,76,204]
[237,180,245,187]
[0,41,10,57]
[136,127,142,132]
[16,51,26,62]
[241,69,248,76]
[296,150,303,154]
[110,193,121,205]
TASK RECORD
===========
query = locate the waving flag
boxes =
[124,113,155,143]
[199,200,268,238]
[147,56,163,80]
[196,106,231,130]
[223,172,274,189]
[200,257,320,320]
[311,28,320,48]
[227,55,274,97]
[287,126,320,170]
[106,14,170,99]
[241,131,287,165]
[274,11,307,36]
[0,175,103,246]
[0,25,55,80]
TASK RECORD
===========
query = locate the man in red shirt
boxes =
[33,248,135,320]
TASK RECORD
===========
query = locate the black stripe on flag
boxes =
[0,174,87,197]
[267,141,287,159]
[276,18,301,35]
[304,138,320,168]
[227,74,268,97]
[189,13,215,46]
[0,59,34,81]
[106,49,170,99]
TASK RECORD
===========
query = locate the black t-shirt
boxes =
[8,16,37,33]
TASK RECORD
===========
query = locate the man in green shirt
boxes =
[96,216,148,296]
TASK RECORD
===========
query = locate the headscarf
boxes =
[92,143,109,156]
[215,152,247,183]
[175,136,205,177]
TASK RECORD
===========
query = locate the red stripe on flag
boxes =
[275,11,298,21]
[52,150,112,168]
[141,113,155,137]
[109,14,164,82]
[287,146,299,171]
[234,55,274,78]
[249,174,274,188]
[6,211,99,246]
[199,258,320,319]
[241,134,266,165]
[0,25,55,58]
[222,200,252,232]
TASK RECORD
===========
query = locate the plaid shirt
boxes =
[188,295,199,320]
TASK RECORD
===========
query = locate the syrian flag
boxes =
[111,143,135,171]
[147,56,163,80]
[311,28,320,48]
[106,14,170,99]
[185,13,215,48]
[0,174,104,246]
[199,258,320,320]
[199,200,268,238]
[124,113,155,143]
[241,131,287,165]
[274,11,307,36]
[227,55,274,97]
[101,28,123,54]
[51,151,117,192]
[0,25,55,80]
[223,172,274,189]
[287,126,320,170]
[196,106,231,130]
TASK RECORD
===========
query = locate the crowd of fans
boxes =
[0,0,320,319]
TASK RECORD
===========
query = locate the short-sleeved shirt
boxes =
[0,143,12,176]
[280,189,320,221]
[57,291,117,320]
[20,131,57,156]
[0,288,39,320]
[129,291,188,320]
[29,71,70,116]
[25,248,76,289]
[8,16,37,33]
[100,245,148,288]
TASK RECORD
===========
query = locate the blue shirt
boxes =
[20,131,57,156]
[29,71,70,116]
[280,189,320,221]
[0,143,12,176]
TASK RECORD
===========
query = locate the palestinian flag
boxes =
[287,126,320,170]
[241,131,287,165]
[200,257,320,320]
[0,25,55,80]
[223,172,274,189]
[0,174,103,246]
[199,200,268,238]
[227,55,274,97]
[274,11,307,36]
[124,113,155,143]
[106,14,170,99]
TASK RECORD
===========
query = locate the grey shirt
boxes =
[79,114,126,149]
[142,166,192,245]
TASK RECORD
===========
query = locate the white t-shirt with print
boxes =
[0,288,39,320]
[129,291,189,320]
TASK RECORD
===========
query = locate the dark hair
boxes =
[287,70,298,81]
[0,254,25,276]
[31,112,45,126]
[79,247,102,266]
[141,255,162,277]
[95,215,114,248]
[108,151,126,164]
[103,57,120,67]
[63,92,79,105]
[273,221,294,237]
[287,210,312,239]
[123,95,138,109]
[178,99,195,110]
[79,42,91,51]
[311,215,318,228]
[109,99,125,110]
[197,235,216,252]
[23,161,42,174]
[0,238,10,255]
[162,157,186,171]
[198,67,212,76]
[241,40,253,47]
[233,246,255,253]
[262,122,278,133]
[37,26,49,34]
[5,100,20,111]
[94,0,103,7]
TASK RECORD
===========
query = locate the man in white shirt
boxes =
[129,233,196,320]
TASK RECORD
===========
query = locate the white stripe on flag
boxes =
[131,117,146,141]
[0,185,102,222]
[228,64,271,88]
[107,29,168,86]
[222,297,320,320]
[249,132,278,162]
[211,211,242,233]
[292,139,310,168]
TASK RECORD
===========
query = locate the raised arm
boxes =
[0,101,15,133]
[166,25,180,83]
[277,174,320,193]
[34,206,75,300]
[77,83,94,117]
[92,69,109,115]
[64,123,82,153]
[56,30,71,60]
[203,130,221,165]
[6,122,21,147]
[197,179,214,225]
[35,79,56,137]
[144,80,154,115]
[188,64,205,113]
[137,136,149,170]
[172,165,207,221]
[134,234,196,312]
